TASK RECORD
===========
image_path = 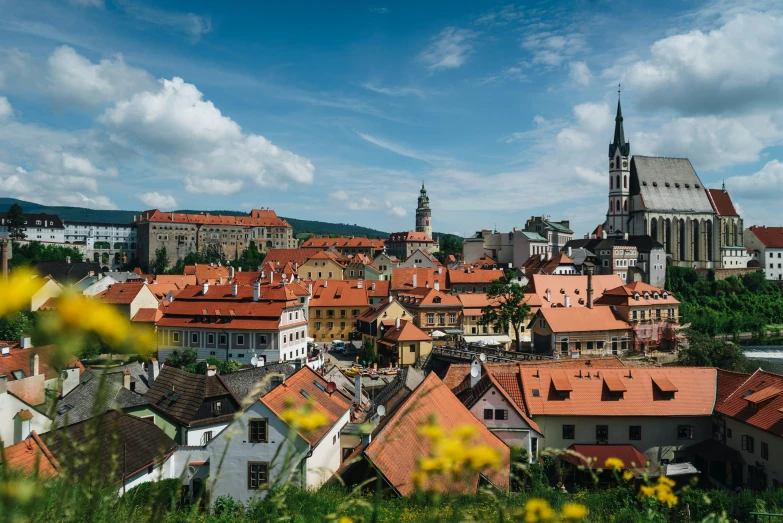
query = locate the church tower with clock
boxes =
[415,182,433,238]
[605,94,631,236]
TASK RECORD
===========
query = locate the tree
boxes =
[679,332,749,372]
[7,203,27,240]
[153,247,169,275]
[8,242,84,269]
[478,274,531,352]
[360,339,376,365]
[0,311,34,341]
[434,234,463,263]
[165,347,198,369]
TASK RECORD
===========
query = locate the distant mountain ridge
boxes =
[0,198,389,238]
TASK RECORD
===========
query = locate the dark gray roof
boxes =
[53,362,149,428]
[625,235,664,252]
[369,367,424,417]
[33,261,103,285]
[567,247,595,266]
[219,363,296,408]
[323,365,369,404]
[630,156,713,213]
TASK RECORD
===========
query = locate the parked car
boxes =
[332,340,345,353]
[345,342,359,356]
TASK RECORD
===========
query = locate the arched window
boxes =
[650,218,658,241]
[692,220,700,260]
[623,175,627,189]
[623,200,628,211]
[616,175,620,189]
[610,177,613,189]
[706,221,713,262]
[679,219,686,260]
[616,200,620,211]
[665,219,672,254]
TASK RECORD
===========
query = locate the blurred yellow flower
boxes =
[466,445,501,470]
[453,424,477,441]
[638,476,678,508]
[657,475,675,488]
[337,517,353,523]
[0,269,40,317]
[623,470,635,481]
[523,498,555,522]
[280,400,329,433]
[604,457,624,471]
[418,423,445,442]
[560,503,588,520]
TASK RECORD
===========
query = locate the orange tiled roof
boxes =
[364,373,510,496]
[387,231,436,243]
[748,226,783,249]
[305,250,346,268]
[537,306,629,333]
[706,189,739,217]
[0,342,83,382]
[391,268,448,292]
[152,275,196,289]
[94,282,148,304]
[132,307,163,323]
[596,282,680,307]
[264,248,324,267]
[301,237,385,250]
[528,274,624,307]
[520,367,717,416]
[716,369,783,436]
[147,283,180,299]
[0,432,60,477]
[716,369,752,408]
[521,253,575,275]
[397,287,461,307]
[381,320,431,342]
[187,264,231,285]
[448,267,504,285]
[260,366,351,445]
[468,255,498,267]
[137,208,291,228]
[308,280,373,308]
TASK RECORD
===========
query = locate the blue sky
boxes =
[1,0,782,237]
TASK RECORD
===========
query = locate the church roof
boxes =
[705,189,739,217]
[630,156,713,214]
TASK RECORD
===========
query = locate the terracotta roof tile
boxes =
[706,189,739,217]
[448,268,504,285]
[301,237,385,250]
[138,208,290,228]
[0,343,83,382]
[391,268,448,292]
[132,307,163,323]
[94,282,148,304]
[716,369,752,408]
[521,253,576,275]
[528,274,623,307]
[562,444,648,469]
[308,280,373,308]
[716,369,783,436]
[153,275,196,289]
[0,432,60,477]
[386,231,436,243]
[748,226,783,249]
[365,373,510,495]
[537,307,630,333]
[260,366,351,445]
[381,320,431,342]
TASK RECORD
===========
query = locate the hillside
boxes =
[0,198,389,238]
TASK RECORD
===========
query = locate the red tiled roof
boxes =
[264,248,324,268]
[153,275,196,289]
[716,369,783,436]
[485,371,541,434]
[537,306,630,333]
[391,268,448,292]
[308,280,373,308]
[94,282,148,304]
[387,231,436,243]
[137,208,291,228]
[0,432,60,477]
[520,367,717,416]
[381,320,431,342]
[748,226,783,249]
[0,343,84,382]
[716,369,752,408]
[301,237,385,250]
[597,282,680,307]
[187,264,231,285]
[562,444,648,469]
[468,255,498,267]
[528,274,624,307]
[132,307,163,323]
[706,189,739,217]
[305,250,346,268]
[260,366,351,445]
[397,287,461,307]
[364,373,510,496]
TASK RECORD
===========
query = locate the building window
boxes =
[219,334,227,345]
[741,435,755,453]
[340,322,346,330]
[761,441,769,460]
[629,426,642,441]
[191,333,199,344]
[247,462,269,490]
[596,425,608,442]
[427,314,435,325]
[208,334,215,344]
[327,322,333,329]
[250,419,268,443]
[315,322,321,329]
[201,431,213,445]
[449,313,457,324]
[237,334,245,345]
[172,332,180,343]
[316,310,321,318]
[563,425,575,439]
[494,409,508,420]
[211,401,222,416]
[677,425,694,440]
[483,409,493,420]
[409,344,416,353]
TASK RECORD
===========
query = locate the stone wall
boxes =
[695,267,762,281]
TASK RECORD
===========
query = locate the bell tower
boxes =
[605,87,630,236]
[415,181,432,238]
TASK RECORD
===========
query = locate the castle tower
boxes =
[415,182,432,238]
[605,93,631,236]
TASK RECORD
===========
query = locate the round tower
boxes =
[415,182,432,238]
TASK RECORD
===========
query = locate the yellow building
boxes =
[308,279,371,342]
[355,298,413,345]
[377,318,433,367]
[299,250,346,280]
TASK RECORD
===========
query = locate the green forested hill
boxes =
[0,198,389,238]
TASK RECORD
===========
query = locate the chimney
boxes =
[253,281,260,302]
[270,272,274,285]
[587,267,594,309]
[624,232,629,240]
[565,295,571,308]
[357,279,363,289]
[434,281,440,291]
[206,365,217,377]
[0,374,6,394]
[371,282,376,292]
[412,273,417,288]
[540,253,545,261]
[323,279,328,287]
[308,282,313,295]
[30,354,39,377]
[546,289,551,302]
[437,266,442,274]
[147,359,159,385]
[354,373,362,406]
[0,241,10,281]
[261,270,266,279]
[567,246,572,258]
[425,281,429,288]
[388,295,393,303]
[470,357,481,388]
[232,283,238,297]
[546,251,552,261]
[20,336,31,349]
[229,266,235,279]
[395,317,401,329]
[601,230,607,239]
[123,370,131,390]
[202,282,209,295]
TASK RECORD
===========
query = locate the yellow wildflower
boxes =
[418,423,445,442]
[337,517,353,523]
[639,485,655,497]
[657,475,675,488]
[523,498,556,522]
[419,457,443,473]
[452,424,477,441]
[0,269,42,317]
[560,503,588,521]
[604,457,625,471]
[280,400,329,433]
[622,470,635,482]
[466,445,501,470]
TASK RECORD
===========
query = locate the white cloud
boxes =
[419,27,478,72]
[118,2,212,41]
[619,12,783,114]
[726,159,783,199]
[480,66,527,85]
[362,82,425,97]
[139,191,178,209]
[70,0,104,7]
[568,61,592,86]
[385,202,407,217]
[0,48,33,90]
[0,97,12,121]
[47,45,157,107]
[476,5,524,26]
[356,132,451,164]
[522,32,587,68]
[348,198,374,211]
[101,76,315,194]
[62,153,118,177]
[0,161,117,209]
[329,190,349,201]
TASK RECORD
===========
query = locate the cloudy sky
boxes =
[0,0,782,237]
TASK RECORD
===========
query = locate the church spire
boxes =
[609,85,630,158]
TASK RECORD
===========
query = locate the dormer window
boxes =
[634,293,640,301]
[662,292,669,299]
